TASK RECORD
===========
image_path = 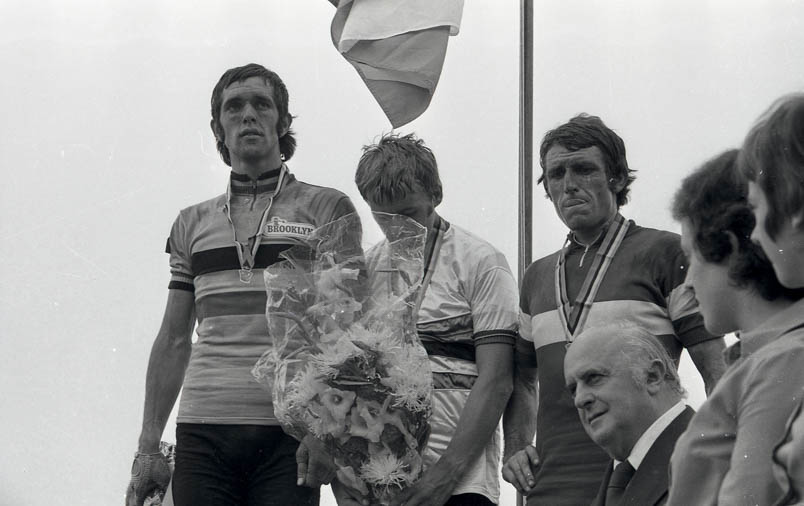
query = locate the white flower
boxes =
[359,450,416,489]
[285,363,326,408]
[380,345,432,412]
[310,338,362,377]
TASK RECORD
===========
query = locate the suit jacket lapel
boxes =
[622,406,696,505]
[590,461,613,506]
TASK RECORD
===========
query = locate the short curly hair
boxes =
[739,93,804,240]
[673,149,804,301]
[539,114,637,207]
[210,63,296,165]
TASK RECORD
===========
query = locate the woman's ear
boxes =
[724,230,741,263]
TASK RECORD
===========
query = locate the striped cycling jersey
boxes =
[518,221,717,506]
[166,168,356,425]
[416,219,519,504]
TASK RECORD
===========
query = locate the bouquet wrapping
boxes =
[253,213,432,504]
[143,442,176,506]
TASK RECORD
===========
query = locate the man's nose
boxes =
[563,171,579,193]
[574,386,593,409]
[241,102,257,121]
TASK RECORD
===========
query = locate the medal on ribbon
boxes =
[225,166,287,284]
[554,214,631,346]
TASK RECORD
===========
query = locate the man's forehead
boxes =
[544,145,605,166]
[222,77,274,99]
[564,352,602,385]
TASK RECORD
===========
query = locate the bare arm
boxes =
[686,337,726,396]
[390,342,514,506]
[137,289,196,452]
[501,338,539,493]
[503,338,538,460]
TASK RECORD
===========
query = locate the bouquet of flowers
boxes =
[143,442,176,506]
[253,213,433,505]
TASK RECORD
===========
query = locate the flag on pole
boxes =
[330,0,464,128]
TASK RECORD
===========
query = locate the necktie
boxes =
[605,461,635,506]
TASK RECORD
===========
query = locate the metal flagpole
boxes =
[517,1,533,506]
[518,0,533,285]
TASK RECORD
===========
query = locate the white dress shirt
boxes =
[614,400,687,470]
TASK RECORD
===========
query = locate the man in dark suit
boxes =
[564,323,694,506]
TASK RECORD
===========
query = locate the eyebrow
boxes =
[569,160,600,171]
[578,366,608,382]
[224,91,275,105]
[221,95,245,109]
[548,158,600,171]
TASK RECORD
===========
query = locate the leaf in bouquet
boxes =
[266,310,319,348]
[335,465,369,497]
[323,345,380,382]
[336,436,370,466]
[349,383,393,406]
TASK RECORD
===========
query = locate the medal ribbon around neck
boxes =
[413,216,446,318]
[554,214,630,344]
[225,165,287,283]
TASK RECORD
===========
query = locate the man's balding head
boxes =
[564,324,684,460]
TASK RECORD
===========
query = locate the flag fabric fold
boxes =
[330,0,464,128]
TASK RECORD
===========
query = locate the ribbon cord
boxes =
[554,215,631,345]
[225,166,287,283]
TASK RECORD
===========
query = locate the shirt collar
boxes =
[566,213,621,250]
[725,297,804,364]
[229,165,283,195]
[614,401,686,470]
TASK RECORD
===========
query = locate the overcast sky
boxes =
[1,1,803,504]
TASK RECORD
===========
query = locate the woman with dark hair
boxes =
[740,93,804,289]
[740,92,804,505]
[666,149,804,506]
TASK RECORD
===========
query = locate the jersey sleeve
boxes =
[518,264,536,343]
[330,194,358,222]
[165,212,194,292]
[468,250,519,347]
[518,308,533,342]
[660,237,720,347]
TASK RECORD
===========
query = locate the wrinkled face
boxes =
[748,182,804,288]
[368,189,435,230]
[544,145,621,241]
[217,76,287,166]
[680,219,737,335]
[564,336,655,460]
